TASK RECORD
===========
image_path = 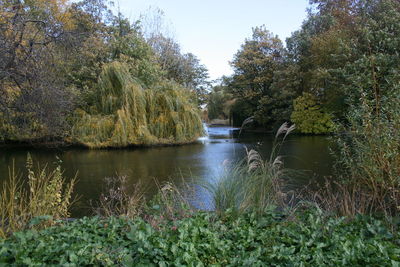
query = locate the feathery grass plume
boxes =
[204,122,296,216]
[246,147,264,172]
[0,155,76,238]
[276,122,289,138]
[238,116,254,137]
[276,122,296,139]
[71,61,204,148]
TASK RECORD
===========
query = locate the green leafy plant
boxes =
[1,209,398,266]
[291,92,335,134]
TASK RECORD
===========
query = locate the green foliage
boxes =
[227,26,286,127]
[110,23,163,88]
[291,92,335,134]
[72,61,204,148]
[330,78,400,216]
[220,0,400,130]
[304,0,400,217]
[1,209,399,265]
[149,34,210,106]
[207,79,234,121]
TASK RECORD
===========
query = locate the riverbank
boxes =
[0,137,201,149]
[1,209,399,266]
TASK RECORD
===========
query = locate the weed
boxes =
[0,154,76,238]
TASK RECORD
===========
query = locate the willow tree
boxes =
[71,61,204,148]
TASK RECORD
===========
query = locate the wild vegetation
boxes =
[205,123,295,215]
[1,118,399,265]
[206,0,400,226]
[1,0,400,265]
[1,210,399,266]
[0,148,399,265]
[0,155,75,238]
[0,0,207,147]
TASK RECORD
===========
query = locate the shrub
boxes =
[329,92,400,217]
[94,175,145,218]
[291,92,335,134]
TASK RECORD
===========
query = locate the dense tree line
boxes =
[0,0,208,146]
[208,0,400,134]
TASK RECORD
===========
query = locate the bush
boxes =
[291,92,335,134]
[329,92,400,217]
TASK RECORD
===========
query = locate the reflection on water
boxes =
[0,126,333,216]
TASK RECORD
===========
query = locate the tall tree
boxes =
[0,0,78,139]
[228,26,285,127]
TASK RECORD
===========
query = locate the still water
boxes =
[0,126,334,216]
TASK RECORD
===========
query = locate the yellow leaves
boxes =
[71,61,203,148]
[35,0,76,30]
[0,10,14,24]
[291,92,335,134]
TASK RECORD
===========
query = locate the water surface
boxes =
[0,126,333,216]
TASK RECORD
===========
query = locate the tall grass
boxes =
[205,122,296,215]
[0,155,76,238]
[328,93,400,217]
[301,92,400,218]
[71,61,204,148]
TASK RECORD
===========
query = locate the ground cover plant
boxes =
[0,208,399,266]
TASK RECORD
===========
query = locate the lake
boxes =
[0,126,334,217]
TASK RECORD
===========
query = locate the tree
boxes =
[0,0,78,140]
[207,77,234,121]
[148,34,210,106]
[228,26,285,127]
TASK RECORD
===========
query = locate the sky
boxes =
[114,0,310,80]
